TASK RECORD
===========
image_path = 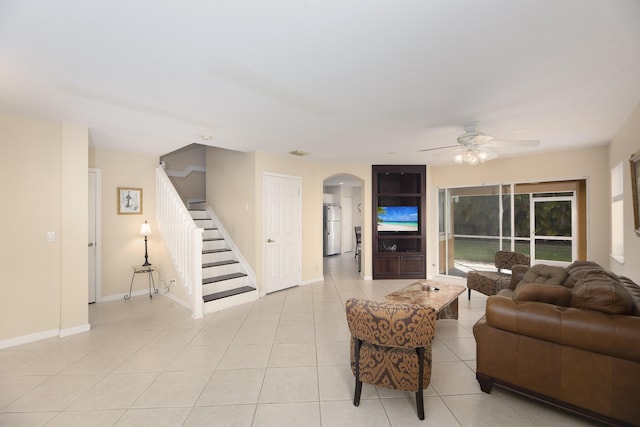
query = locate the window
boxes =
[438,180,586,277]
[611,162,624,263]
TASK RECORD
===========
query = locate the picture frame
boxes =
[117,187,143,215]
[631,149,640,235]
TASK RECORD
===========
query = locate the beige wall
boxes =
[428,145,610,276]
[0,113,88,343]
[60,124,90,330]
[205,148,371,290]
[4,105,635,345]
[161,143,206,205]
[609,102,640,280]
[253,152,371,286]
[205,147,256,268]
[89,146,188,303]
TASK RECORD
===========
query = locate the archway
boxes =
[322,174,365,272]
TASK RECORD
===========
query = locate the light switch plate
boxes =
[47,231,55,242]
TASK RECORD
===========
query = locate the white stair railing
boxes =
[156,165,203,319]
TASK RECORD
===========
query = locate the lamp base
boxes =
[142,236,151,267]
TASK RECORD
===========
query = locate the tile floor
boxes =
[0,254,604,426]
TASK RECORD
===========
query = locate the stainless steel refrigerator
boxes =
[323,204,341,256]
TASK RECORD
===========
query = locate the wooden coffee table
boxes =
[385,281,466,319]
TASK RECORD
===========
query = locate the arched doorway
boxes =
[322,174,364,271]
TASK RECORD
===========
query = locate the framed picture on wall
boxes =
[631,150,640,235]
[117,187,143,215]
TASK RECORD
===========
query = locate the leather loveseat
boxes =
[473,261,640,426]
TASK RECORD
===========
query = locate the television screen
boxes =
[377,206,419,232]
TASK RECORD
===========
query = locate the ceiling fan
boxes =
[420,124,540,165]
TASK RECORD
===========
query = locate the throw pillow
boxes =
[564,261,603,288]
[570,270,634,315]
[512,283,572,306]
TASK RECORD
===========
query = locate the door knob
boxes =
[267,238,275,243]
[88,242,94,247]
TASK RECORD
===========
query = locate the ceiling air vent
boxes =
[289,150,310,157]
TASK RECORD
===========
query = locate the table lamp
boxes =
[139,220,152,266]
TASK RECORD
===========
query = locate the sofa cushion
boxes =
[570,271,635,315]
[512,283,572,306]
[619,276,640,316]
[517,264,568,287]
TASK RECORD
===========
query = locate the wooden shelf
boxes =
[372,165,426,280]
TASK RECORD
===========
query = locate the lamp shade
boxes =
[139,220,152,236]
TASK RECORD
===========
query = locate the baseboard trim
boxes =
[0,328,59,350]
[99,289,150,302]
[59,323,91,338]
[302,276,324,286]
[161,291,191,311]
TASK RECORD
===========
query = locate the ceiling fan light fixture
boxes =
[454,147,490,165]
[463,149,478,164]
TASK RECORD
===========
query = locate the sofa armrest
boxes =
[485,295,640,363]
[509,264,529,289]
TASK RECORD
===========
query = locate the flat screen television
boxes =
[377,206,419,232]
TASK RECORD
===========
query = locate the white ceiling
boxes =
[1,0,639,165]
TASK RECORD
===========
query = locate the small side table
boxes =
[125,265,158,300]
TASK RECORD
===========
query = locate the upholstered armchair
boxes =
[345,298,437,420]
[466,250,530,299]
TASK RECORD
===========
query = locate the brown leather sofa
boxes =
[473,261,640,427]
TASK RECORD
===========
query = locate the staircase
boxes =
[189,203,258,314]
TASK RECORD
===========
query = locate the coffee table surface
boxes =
[385,281,466,313]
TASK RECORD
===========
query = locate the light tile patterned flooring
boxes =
[0,254,603,426]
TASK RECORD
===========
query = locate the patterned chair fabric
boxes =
[466,251,531,299]
[345,298,437,420]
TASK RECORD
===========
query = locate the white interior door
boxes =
[264,173,301,293]
[88,169,101,303]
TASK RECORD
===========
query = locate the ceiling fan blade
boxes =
[418,144,459,152]
[488,139,540,147]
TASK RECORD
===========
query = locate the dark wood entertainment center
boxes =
[372,165,426,279]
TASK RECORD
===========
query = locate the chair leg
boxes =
[468,288,471,300]
[354,380,362,406]
[416,347,425,420]
[353,338,362,406]
[415,389,424,420]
